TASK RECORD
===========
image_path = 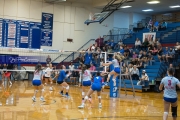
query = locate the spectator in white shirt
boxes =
[137,70,149,86]
[135,38,141,50]
[69,62,76,84]
[130,65,139,80]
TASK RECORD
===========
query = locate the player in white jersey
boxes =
[32,64,45,102]
[159,68,180,120]
[44,63,54,91]
[103,52,124,86]
[81,65,92,104]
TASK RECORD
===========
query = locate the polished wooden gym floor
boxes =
[0,81,179,120]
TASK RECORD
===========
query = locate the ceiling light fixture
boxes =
[121,6,132,8]
[142,9,153,12]
[169,5,180,8]
[147,1,160,4]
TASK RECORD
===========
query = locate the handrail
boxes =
[53,39,95,66]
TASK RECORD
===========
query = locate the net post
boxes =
[104,52,107,72]
[118,62,122,98]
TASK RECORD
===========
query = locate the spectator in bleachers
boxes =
[121,63,129,79]
[160,21,167,30]
[137,70,149,86]
[119,45,124,54]
[166,47,175,63]
[46,55,51,65]
[95,36,104,50]
[114,39,123,50]
[153,21,159,31]
[124,46,130,59]
[157,44,163,56]
[138,50,143,59]
[175,42,180,54]
[148,39,154,48]
[90,44,96,52]
[132,51,138,59]
[107,46,113,53]
[130,65,140,80]
[141,51,149,67]
[149,46,158,56]
[128,64,133,74]
[148,52,154,65]
[131,58,137,65]
[110,40,115,49]
[90,63,96,71]
[141,38,149,50]
[136,58,144,70]
[135,38,141,50]
[169,64,175,75]
[102,46,107,52]
[148,19,153,32]
[158,47,169,62]
[106,40,111,46]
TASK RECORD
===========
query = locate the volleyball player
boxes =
[159,68,180,120]
[32,64,45,102]
[78,72,105,108]
[44,63,54,91]
[81,65,92,104]
[56,65,71,98]
[103,53,124,86]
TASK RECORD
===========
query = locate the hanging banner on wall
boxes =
[29,22,42,49]
[3,19,17,47]
[0,18,4,47]
[143,32,156,41]
[41,29,53,46]
[16,20,29,48]
[41,12,53,29]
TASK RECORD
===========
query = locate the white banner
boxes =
[143,32,156,42]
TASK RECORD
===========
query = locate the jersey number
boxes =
[168,80,171,86]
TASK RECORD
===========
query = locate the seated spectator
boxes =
[130,65,139,80]
[119,45,124,54]
[110,40,115,49]
[124,46,130,59]
[137,70,149,86]
[148,39,154,48]
[141,38,149,50]
[157,44,162,56]
[141,51,149,67]
[135,38,141,50]
[115,39,123,50]
[136,58,144,70]
[166,47,175,63]
[132,52,138,59]
[138,50,143,59]
[149,46,158,56]
[128,64,133,74]
[154,38,160,47]
[107,46,113,53]
[158,47,169,62]
[153,21,159,31]
[130,58,137,65]
[169,64,175,75]
[148,52,154,65]
[174,42,180,54]
[121,63,129,79]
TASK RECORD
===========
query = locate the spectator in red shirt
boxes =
[95,36,104,50]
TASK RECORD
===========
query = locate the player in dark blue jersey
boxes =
[78,72,106,109]
[56,65,71,98]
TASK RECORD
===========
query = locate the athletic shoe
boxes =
[9,81,12,85]
[60,92,65,96]
[65,95,71,99]
[32,97,36,102]
[49,87,53,91]
[99,103,102,108]
[104,82,109,86]
[78,104,84,109]
[40,97,45,102]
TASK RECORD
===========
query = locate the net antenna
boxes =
[85,0,135,25]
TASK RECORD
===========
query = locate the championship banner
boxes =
[41,13,53,30]
[41,29,53,46]
[143,32,156,41]
[0,18,3,47]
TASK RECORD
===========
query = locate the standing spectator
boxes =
[166,47,175,63]
[135,38,141,50]
[95,36,104,50]
[110,40,115,50]
[115,39,123,50]
[119,45,124,54]
[90,44,96,52]
[141,38,149,50]
[69,62,76,84]
[148,19,153,32]
[46,55,51,65]
[130,65,139,80]
[154,21,159,31]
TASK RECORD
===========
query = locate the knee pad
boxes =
[84,96,88,100]
[82,92,85,96]
[171,106,177,117]
[66,86,69,90]
[98,96,101,99]
[41,89,45,92]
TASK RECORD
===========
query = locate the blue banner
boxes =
[41,12,53,29]
[41,29,52,46]
[3,19,17,47]
[0,18,4,47]
[29,22,41,49]
[16,20,29,48]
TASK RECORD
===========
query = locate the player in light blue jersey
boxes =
[159,68,180,120]
[103,52,124,86]
[32,64,45,102]
[78,72,106,108]
[56,65,71,98]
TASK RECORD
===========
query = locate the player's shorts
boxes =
[91,83,102,91]
[4,72,11,77]
[164,97,177,103]
[82,80,91,86]
[32,80,42,86]
[114,67,120,74]
[57,81,64,84]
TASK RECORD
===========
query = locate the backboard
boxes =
[84,12,110,25]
